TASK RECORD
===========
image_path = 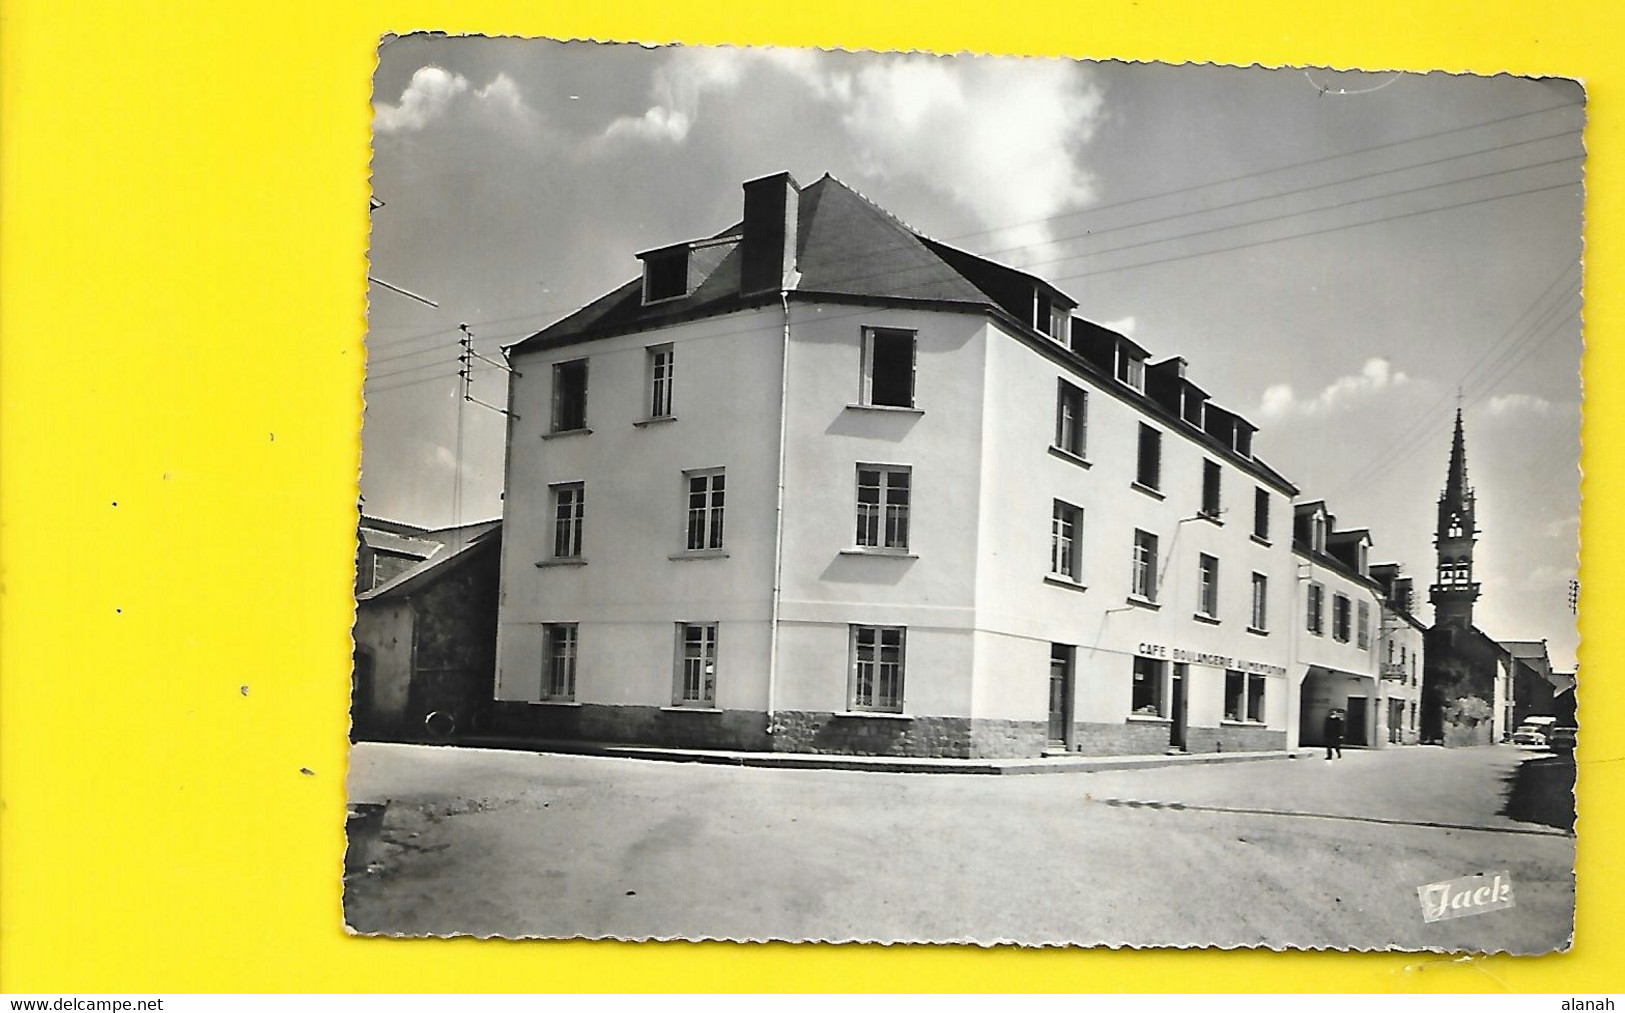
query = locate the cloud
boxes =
[1544,514,1580,539]
[1259,357,1410,418]
[1486,392,1569,417]
[376,66,470,133]
[603,48,754,143]
[599,49,1106,259]
[375,66,538,136]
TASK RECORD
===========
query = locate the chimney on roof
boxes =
[740,172,800,297]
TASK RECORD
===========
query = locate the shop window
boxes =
[1132,656,1165,716]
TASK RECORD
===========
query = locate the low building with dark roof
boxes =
[352,519,501,740]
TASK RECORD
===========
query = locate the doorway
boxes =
[1170,663,1189,750]
[1346,696,1369,747]
[1048,644,1074,749]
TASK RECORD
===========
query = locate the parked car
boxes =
[1512,716,1557,748]
[1548,726,1578,752]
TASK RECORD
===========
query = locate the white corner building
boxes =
[491,171,1403,758]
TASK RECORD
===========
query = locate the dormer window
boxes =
[642,249,691,304]
[1311,513,1327,553]
[1181,390,1204,428]
[1233,427,1252,458]
[1356,542,1369,575]
[1032,290,1066,342]
[1115,344,1145,391]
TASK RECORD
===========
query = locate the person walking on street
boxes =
[1324,708,1346,761]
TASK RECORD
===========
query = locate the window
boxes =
[1311,513,1327,553]
[1054,380,1087,458]
[1197,554,1219,618]
[1357,600,1371,650]
[1387,638,1395,664]
[542,623,577,701]
[856,465,911,550]
[860,327,916,408]
[1409,701,1417,730]
[643,249,689,303]
[1356,542,1369,575]
[1182,390,1204,428]
[551,482,584,559]
[1440,561,1471,584]
[684,469,726,551]
[1251,573,1268,631]
[1233,426,1253,458]
[551,359,588,432]
[1201,460,1221,518]
[1333,593,1352,643]
[1116,345,1145,391]
[673,622,718,707]
[647,344,674,419]
[1132,530,1159,602]
[1307,582,1325,635]
[1051,501,1083,582]
[1136,424,1162,491]
[1447,515,1464,538]
[1132,656,1165,716]
[1253,488,1270,541]
[1225,671,1267,722]
[850,625,905,713]
[1399,643,1407,665]
[1247,673,1266,723]
[1033,290,1066,341]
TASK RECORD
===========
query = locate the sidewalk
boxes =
[446,732,1315,775]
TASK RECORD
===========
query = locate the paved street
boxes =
[344,743,1573,952]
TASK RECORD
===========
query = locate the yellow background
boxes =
[1,0,1617,993]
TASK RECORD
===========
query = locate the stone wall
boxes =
[484,705,1289,759]
[969,719,1049,758]
[1072,719,1180,756]
[770,711,974,757]
[488,701,774,752]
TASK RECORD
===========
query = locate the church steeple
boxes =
[1430,408,1480,629]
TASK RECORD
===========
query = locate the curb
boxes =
[425,735,1308,776]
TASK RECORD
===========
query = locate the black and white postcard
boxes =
[347,38,1582,951]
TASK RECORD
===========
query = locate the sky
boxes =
[363,37,1585,669]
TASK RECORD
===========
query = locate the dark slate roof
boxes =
[504,172,1299,496]
[359,521,501,603]
[510,175,1040,353]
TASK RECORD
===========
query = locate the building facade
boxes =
[491,172,1393,759]
[1372,562,1426,745]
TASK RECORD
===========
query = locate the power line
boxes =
[963,127,1582,268]
[1326,262,1580,496]
[1036,153,1579,271]
[944,100,1582,247]
[362,101,1584,352]
[1058,177,1580,284]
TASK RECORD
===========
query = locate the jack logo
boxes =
[1417,871,1515,923]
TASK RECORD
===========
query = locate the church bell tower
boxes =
[1429,408,1481,629]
